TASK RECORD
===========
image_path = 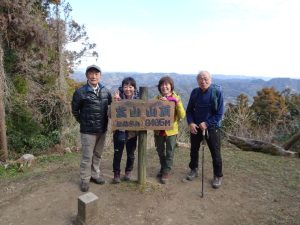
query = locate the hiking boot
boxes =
[186,169,198,181]
[156,170,163,178]
[212,176,222,189]
[113,171,121,184]
[80,181,89,192]
[90,176,106,185]
[123,171,131,181]
[160,173,169,184]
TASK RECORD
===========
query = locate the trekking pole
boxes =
[201,129,206,198]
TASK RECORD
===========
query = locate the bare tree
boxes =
[0,0,98,156]
[0,38,8,161]
[0,0,51,158]
[224,91,300,157]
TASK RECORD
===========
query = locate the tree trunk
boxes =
[0,38,8,162]
[228,135,299,158]
[55,3,69,145]
[283,131,300,150]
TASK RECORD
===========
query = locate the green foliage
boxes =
[3,48,17,74]
[39,73,57,86]
[6,96,41,138]
[26,130,60,153]
[0,164,19,178]
[6,95,60,155]
[288,96,300,118]
[251,87,287,125]
[27,135,51,151]
[224,88,300,149]
[7,129,60,156]
[37,152,79,166]
[13,75,28,95]
[48,48,58,63]
[7,131,29,154]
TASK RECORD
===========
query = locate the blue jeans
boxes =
[189,128,223,177]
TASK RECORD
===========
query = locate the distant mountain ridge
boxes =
[70,71,300,106]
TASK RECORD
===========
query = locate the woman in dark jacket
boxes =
[112,77,139,183]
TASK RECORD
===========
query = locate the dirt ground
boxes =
[0,145,299,225]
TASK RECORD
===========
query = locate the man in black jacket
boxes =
[72,65,112,192]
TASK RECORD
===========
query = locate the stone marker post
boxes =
[76,192,99,225]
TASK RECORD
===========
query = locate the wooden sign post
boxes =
[138,87,147,185]
[110,87,175,185]
[110,100,175,131]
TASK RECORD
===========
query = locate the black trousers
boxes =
[189,127,223,177]
[113,135,137,173]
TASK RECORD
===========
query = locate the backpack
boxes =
[192,84,220,113]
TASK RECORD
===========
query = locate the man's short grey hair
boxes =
[197,70,211,80]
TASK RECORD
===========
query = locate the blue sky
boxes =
[68,0,300,78]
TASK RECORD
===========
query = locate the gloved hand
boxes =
[166,96,179,105]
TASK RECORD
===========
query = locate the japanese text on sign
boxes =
[111,100,175,130]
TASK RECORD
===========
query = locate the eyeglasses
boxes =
[198,77,210,82]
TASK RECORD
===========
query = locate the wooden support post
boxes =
[138,87,148,185]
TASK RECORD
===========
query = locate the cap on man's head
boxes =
[85,65,101,75]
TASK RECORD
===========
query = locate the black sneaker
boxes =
[212,176,222,189]
[90,176,106,185]
[80,181,89,192]
[186,169,198,181]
